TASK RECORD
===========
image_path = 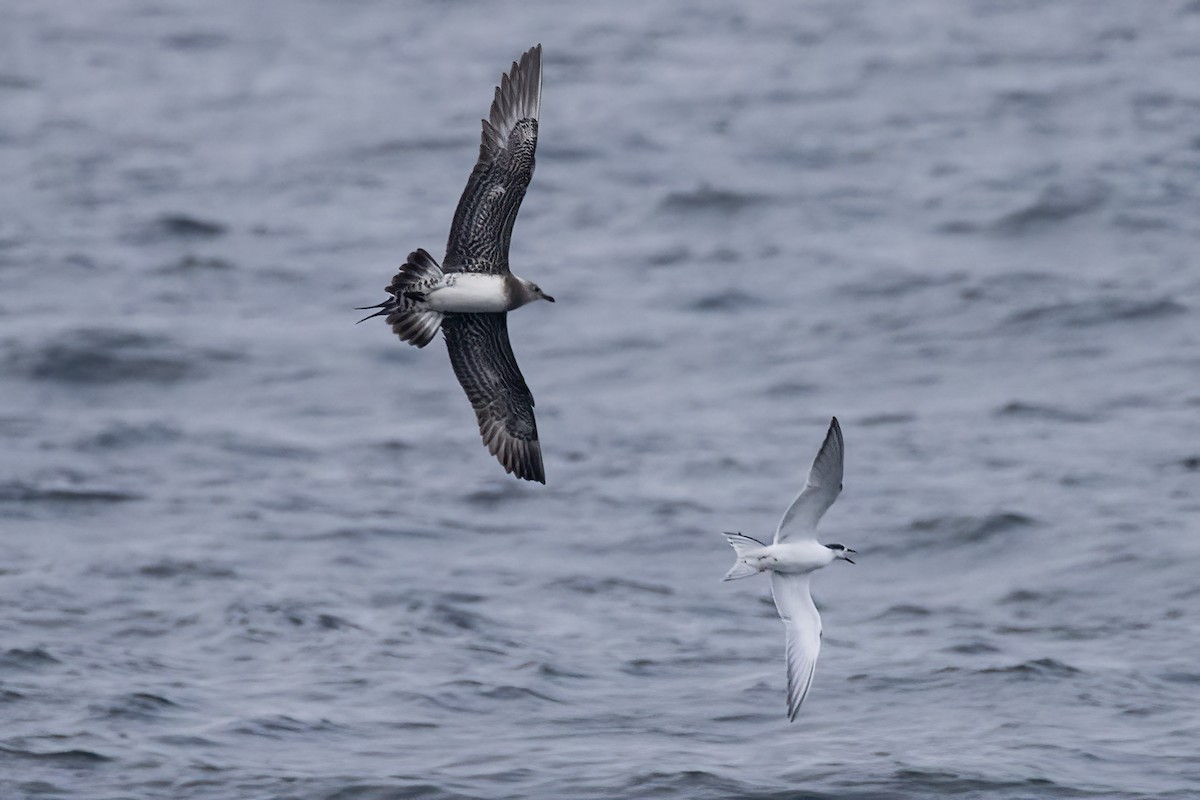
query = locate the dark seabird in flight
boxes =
[358,45,553,483]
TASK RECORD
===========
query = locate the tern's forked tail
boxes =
[357,248,445,348]
[722,531,767,581]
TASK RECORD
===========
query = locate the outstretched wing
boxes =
[444,45,542,275]
[770,573,823,722]
[442,313,544,483]
[774,417,844,543]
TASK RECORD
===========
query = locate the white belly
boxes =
[760,541,835,574]
[425,274,511,313]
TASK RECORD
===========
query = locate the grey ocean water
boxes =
[2,1,1199,798]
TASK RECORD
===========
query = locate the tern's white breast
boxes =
[425,274,511,313]
[764,541,836,574]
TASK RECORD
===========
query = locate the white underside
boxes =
[425,274,511,313]
[742,541,837,576]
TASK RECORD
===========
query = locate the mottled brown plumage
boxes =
[358,45,549,483]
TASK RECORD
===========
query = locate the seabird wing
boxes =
[770,572,823,721]
[444,45,542,276]
[443,312,544,483]
[774,417,844,544]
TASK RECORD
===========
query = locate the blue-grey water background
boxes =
[3,1,1199,798]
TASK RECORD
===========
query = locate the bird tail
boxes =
[722,532,767,581]
[356,249,445,348]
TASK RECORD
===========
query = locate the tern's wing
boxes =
[443,312,544,483]
[443,45,542,275]
[770,573,823,722]
[774,417,843,544]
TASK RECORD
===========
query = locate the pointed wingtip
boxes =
[480,44,543,160]
[494,436,545,484]
[825,416,844,454]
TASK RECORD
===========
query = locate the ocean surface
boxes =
[2,1,1199,798]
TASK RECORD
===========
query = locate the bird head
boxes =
[522,280,554,303]
[825,543,856,564]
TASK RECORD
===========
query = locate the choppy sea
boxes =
[2,1,1199,798]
